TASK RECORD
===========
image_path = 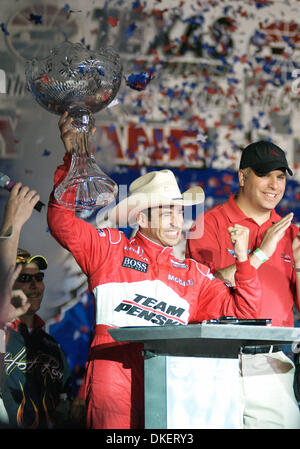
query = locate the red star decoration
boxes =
[107,16,119,27]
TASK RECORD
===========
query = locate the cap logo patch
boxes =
[270,149,280,156]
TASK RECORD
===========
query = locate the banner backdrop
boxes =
[1,0,300,389]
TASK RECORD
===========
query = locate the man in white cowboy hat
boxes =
[46,112,262,429]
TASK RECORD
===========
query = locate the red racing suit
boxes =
[187,194,299,327]
[47,155,262,429]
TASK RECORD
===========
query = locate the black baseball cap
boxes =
[239,141,293,176]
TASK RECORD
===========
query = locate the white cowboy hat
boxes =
[107,169,204,226]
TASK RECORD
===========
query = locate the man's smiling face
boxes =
[138,205,184,247]
[239,168,286,213]
[14,262,45,316]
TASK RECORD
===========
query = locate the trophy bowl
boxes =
[26,40,123,211]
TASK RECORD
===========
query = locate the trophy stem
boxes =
[54,124,118,211]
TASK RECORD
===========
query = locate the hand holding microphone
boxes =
[0,171,45,212]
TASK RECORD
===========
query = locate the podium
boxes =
[109,324,300,429]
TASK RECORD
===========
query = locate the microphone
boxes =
[0,172,45,212]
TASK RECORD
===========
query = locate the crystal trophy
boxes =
[26,41,122,211]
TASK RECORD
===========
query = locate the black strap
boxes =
[241,345,282,354]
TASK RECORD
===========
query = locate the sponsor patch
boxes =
[168,274,193,286]
[122,256,148,273]
[124,246,149,261]
[171,259,188,269]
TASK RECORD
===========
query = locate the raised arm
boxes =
[0,183,40,282]
[47,113,106,277]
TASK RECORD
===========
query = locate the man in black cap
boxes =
[239,140,294,176]
[187,140,300,428]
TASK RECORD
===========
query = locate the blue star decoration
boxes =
[0,23,9,35]
[29,13,43,25]
[126,71,155,91]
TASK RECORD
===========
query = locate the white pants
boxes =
[240,350,300,429]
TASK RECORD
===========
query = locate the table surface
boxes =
[108,323,300,345]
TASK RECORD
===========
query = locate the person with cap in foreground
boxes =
[187,140,300,429]
[0,183,41,426]
[0,249,74,428]
[46,113,263,429]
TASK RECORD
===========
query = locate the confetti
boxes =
[107,16,119,27]
[125,23,137,38]
[40,73,50,84]
[132,0,143,13]
[63,4,71,14]
[29,13,43,25]
[255,0,272,8]
[0,23,9,35]
[196,133,207,143]
[62,4,82,18]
